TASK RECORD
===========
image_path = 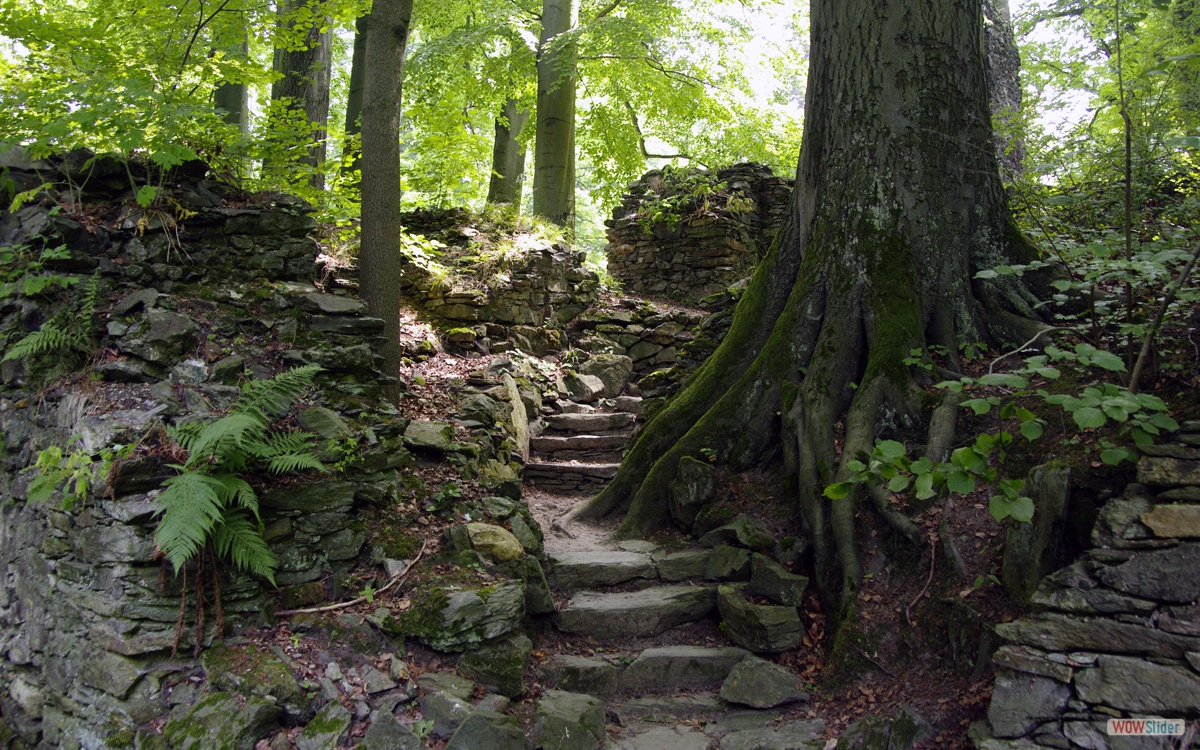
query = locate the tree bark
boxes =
[345,14,369,139]
[532,0,579,229]
[984,0,1025,179]
[487,98,530,206]
[575,0,1049,621]
[359,0,414,404]
[213,38,249,136]
[270,0,334,190]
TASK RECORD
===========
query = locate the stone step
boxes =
[555,585,717,639]
[531,434,631,453]
[525,462,621,480]
[548,550,657,590]
[538,646,750,695]
[545,412,633,433]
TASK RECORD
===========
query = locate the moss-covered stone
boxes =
[294,702,351,750]
[162,692,280,750]
[456,633,533,698]
[201,642,312,722]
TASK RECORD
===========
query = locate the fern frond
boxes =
[206,472,259,517]
[257,430,317,457]
[213,511,277,584]
[78,273,100,320]
[234,365,322,420]
[266,453,326,474]
[3,319,78,361]
[168,418,206,450]
[153,471,224,574]
[186,413,264,469]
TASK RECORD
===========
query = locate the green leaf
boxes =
[1102,403,1129,422]
[824,482,852,500]
[876,440,906,460]
[845,460,867,473]
[1089,349,1127,372]
[1100,447,1138,466]
[947,471,975,495]
[910,457,933,475]
[1073,407,1107,429]
[1148,414,1179,431]
[962,399,993,416]
[914,472,935,500]
[1019,420,1044,441]
[1009,496,1035,523]
[135,185,158,207]
[888,474,912,493]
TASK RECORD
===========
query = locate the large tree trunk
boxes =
[573,0,1050,621]
[984,0,1025,179]
[531,0,578,229]
[359,0,414,404]
[214,38,249,136]
[487,98,530,206]
[270,0,334,190]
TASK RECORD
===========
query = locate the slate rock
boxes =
[416,672,475,700]
[748,553,808,606]
[418,690,474,738]
[1138,457,1200,486]
[705,544,752,581]
[295,702,352,750]
[987,670,1072,738]
[1159,486,1200,502]
[260,480,356,513]
[533,690,606,750]
[525,555,556,615]
[457,633,532,698]
[404,421,456,452]
[555,585,717,639]
[545,412,630,432]
[579,353,634,398]
[297,407,353,440]
[669,456,716,529]
[163,692,280,750]
[113,288,160,315]
[549,550,656,590]
[308,315,385,335]
[1160,604,1200,637]
[700,515,776,550]
[508,514,542,556]
[719,655,807,708]
[1074,655,1200,713]
[361,665,397,695]
[612,725,711,750]
[466,523,525,563]
[717,585,802,652]
[1002,463,1070,603]
[539,654,622,695]
[888,704,934,749]
[422,580,525,651]
[202,642,312,722]
[720,719,825,750]
[653,548,712,581]
[564,372,606,403]
[300,293,368,316]
[835,714,892,750]
[360,711,421,750]
[503,373,530,461]
[99,358,164,383]
[1140,504,1200,538]
[1091,495,1154,548]
[1095,543,1200,603]
[443,709,526,750]
[119,309,200,364]
[622,646,750,690]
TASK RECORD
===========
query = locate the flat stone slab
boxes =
[556,585,717,639]
[614,692,726,722]
[300,292,368,315]
[531,434,630,452]
[654,549,713,581]
[549,550,657,590]
[719,719,826,750]
[1141,504,1200,537]
[539,654,622,694]
[622,646,751,690]
[717,585,803,652]
[526,461,621,479]
[613,725,712,750]
[995,613,1200,660]
[719,655,808,708]
[1137,457,1200,486]
[546,412,632,433]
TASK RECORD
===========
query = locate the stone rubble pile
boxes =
[974,421,1200,750]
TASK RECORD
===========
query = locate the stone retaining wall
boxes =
[604,163,793,302]
[974,422,1200,749]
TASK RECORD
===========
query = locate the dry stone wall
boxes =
[973,422,1200,750]
[604,163,793,302]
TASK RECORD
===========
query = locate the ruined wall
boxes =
[604,163,793,302]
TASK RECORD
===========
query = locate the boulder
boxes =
[579,353,634,398]
[202,642,312,722]
[717,585,802,652]
[404,421,456,452]
[704,545,752,581]
[418,690,474,738]
[835,715,892,750]
[987,670,1072,738]
[300,293,368,315]
[443,709,526,750]
[416,672,475,700]
[653,548,712,581]
[295,702,352,750]
[360,711,421,750]
[532,690,606,750]
[119,309,200,364]
[162,692,280,750]
[421,580,526,651]
[699,515,775,550]
[565,372,606,402]
[748,553,808,606]
[297,407,353,440]
[539,654,622,695]
[466,523,525,563]
[622,646,751,690]
[669,457,716,529]
[211,355,245,384]
[456,633,533,698]
[718,655,807,708]
[1001,464,1071,603]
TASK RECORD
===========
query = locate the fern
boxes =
[2,272,98,362]
[153,366,325,583]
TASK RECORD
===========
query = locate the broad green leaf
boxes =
[962,398,993,416]
[1100,447,1137,465]
[876,440,906,460]
[1020,420,1044,441]
[1102,403,1129,422]
[1148,414,1179,431]
[1090,349,1127,372]
[888,474,912,493]
[1072,407,1107,429]
[846,460,867,473]
[824,482,852,500]
[914,473,935,499]
[1009,496,1035,523]
[947,470,975,495]
[910,457,933,475]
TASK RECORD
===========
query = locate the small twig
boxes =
[989,325,1080,374]
[276,539,427,616]
[905,536,936,626]
[849,641,895,677]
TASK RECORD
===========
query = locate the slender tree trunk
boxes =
[532,0,579,229]
[983,0,1025,179]
[359,0,414,404]
[488,98,530,206]
[575,0,1049,622]
[271,0,334,190]
[214,38,249,136]
[343,14,370,178]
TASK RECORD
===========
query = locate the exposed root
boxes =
[940,496,969,579]
[905,535,937,626]
[552,499,589,538]
[867,485,922,544]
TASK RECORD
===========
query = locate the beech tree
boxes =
[488,98,532,205]
[359,0,415,401]
[270,0,336,190]
[567,0,1061,620]
[531,0,580,227]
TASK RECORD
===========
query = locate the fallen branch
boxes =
[849,641,896,678]
[989,325,1081,374]
[276,539,427,617]
[905,535,937,626]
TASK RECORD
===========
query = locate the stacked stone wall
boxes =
[604,163,793,302]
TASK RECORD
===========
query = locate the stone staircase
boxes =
[524,409,637,495]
